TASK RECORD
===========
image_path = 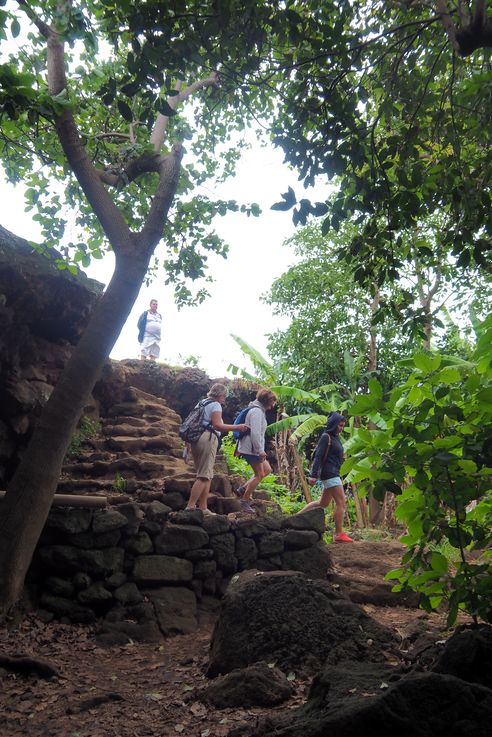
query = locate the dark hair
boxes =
[325,412,345,435]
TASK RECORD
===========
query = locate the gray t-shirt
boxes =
[202,400,222,427]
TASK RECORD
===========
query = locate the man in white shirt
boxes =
[138,299,162,361]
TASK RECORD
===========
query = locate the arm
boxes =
[310,434,331,479]
[210,411,248,435]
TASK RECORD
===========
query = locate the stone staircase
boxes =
[57,385,240,513]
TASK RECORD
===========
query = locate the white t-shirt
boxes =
[145,311,162,341]
[202,400,222,427]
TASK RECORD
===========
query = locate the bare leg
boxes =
[298,487,334,514]
[186,478,209,509]
[329,485,346,535]
[242,460,272,501]
[197,480,212,510]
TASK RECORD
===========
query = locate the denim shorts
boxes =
[320,476,343,489]
[240,452,262,466]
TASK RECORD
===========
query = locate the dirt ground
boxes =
[0,541,463,737]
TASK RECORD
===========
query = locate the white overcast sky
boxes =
[1,143,327,377]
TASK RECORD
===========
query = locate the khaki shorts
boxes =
[191,431,219,479]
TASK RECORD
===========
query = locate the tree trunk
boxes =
[352,484,368,528]
[290,443,312,503]
[0,249,152,616]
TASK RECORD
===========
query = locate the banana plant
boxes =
[228,334,283,384]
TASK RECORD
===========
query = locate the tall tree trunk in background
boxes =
[367,285,379,374]
[367,285,383,526]
[290,441,312,503]
[416,263,442,350]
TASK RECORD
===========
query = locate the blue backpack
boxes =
[232,406,253,440]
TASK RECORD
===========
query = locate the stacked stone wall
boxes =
[29,504,330,644]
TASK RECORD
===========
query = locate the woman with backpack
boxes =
[298,412,354,543]
[235,388,278,513]
[185,383,249,515]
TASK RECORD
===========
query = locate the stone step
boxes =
[107,409,174,425]
[105,436,181,454]
[62,452,188,479]
[103,422,174,438]
[101,416,148,428]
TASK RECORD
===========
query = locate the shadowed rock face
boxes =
[200,661,294,708]
[0,225,103,483]
[249,672,492,737]
[0,225,103,344]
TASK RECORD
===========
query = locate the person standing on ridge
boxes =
[298,412,354,543]
[138,299,162,361]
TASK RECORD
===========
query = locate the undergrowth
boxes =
[221,437,304,514]
[65,415,101,461]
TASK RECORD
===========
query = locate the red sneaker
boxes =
[334,532,354,543]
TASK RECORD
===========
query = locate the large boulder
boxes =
[207,570,396,677]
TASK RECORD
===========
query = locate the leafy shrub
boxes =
[344,317,492,626]
[65,416,101,461]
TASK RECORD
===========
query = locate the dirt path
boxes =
[0,542,460,737]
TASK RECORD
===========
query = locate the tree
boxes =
[265,221,415,391]
[0,0,298,616]
[267,1,492,290]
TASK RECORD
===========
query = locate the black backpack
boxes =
[179,399,215,444]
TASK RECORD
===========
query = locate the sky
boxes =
[1,142,318,378]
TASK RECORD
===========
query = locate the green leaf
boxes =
[430,552,448,574]
[156,98,177,116]
[117,99,133,121]
[414,352,441,373]
[10,17,20,37]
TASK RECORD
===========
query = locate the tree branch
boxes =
[138,143,184,253]
[29,2,134,254]
[16,0,52,38]
[96,151,164,187]
[472,0,487,29]
[457,0,470,26]
[427,264,442,302]
[435,0,462,52]
[149,72,219,151]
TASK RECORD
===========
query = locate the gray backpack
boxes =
[179,399,215,444]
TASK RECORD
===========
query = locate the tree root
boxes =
[0,653,59,679]
[66,692,125,714]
